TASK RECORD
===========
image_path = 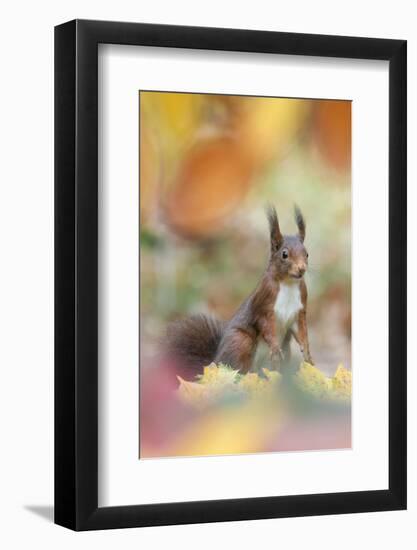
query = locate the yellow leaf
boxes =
[238,372,267,395]
[262,368,282,384]
[294,362,332,399]
[177,376,208,409]
[331,364,352,400]
[199,362,239,386]
[294,362,352,401]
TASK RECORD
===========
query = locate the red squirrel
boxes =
[166,205,313,376]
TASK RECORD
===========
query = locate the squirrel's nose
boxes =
[298,266,306,276]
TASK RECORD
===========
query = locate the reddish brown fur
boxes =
[214,205,314,371]
[167,205,314,375]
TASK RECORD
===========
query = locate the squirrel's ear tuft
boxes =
[294,204,306,242]
[266,204,283,251]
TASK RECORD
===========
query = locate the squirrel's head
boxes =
[266,204,309,281]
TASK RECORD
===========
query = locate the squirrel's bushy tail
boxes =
[165,314,225,376]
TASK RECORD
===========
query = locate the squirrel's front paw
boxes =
[300,346,314,365]
[304,353,314,365]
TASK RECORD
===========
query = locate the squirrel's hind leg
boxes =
[281,330,292,364]
[214,328,256,374]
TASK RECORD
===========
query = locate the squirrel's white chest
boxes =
[274,282,303,328]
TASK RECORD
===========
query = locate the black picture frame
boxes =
[55,19,407,531]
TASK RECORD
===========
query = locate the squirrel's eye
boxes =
[281,249,289,260]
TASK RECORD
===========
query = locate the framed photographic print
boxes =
[55,19,407,530]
